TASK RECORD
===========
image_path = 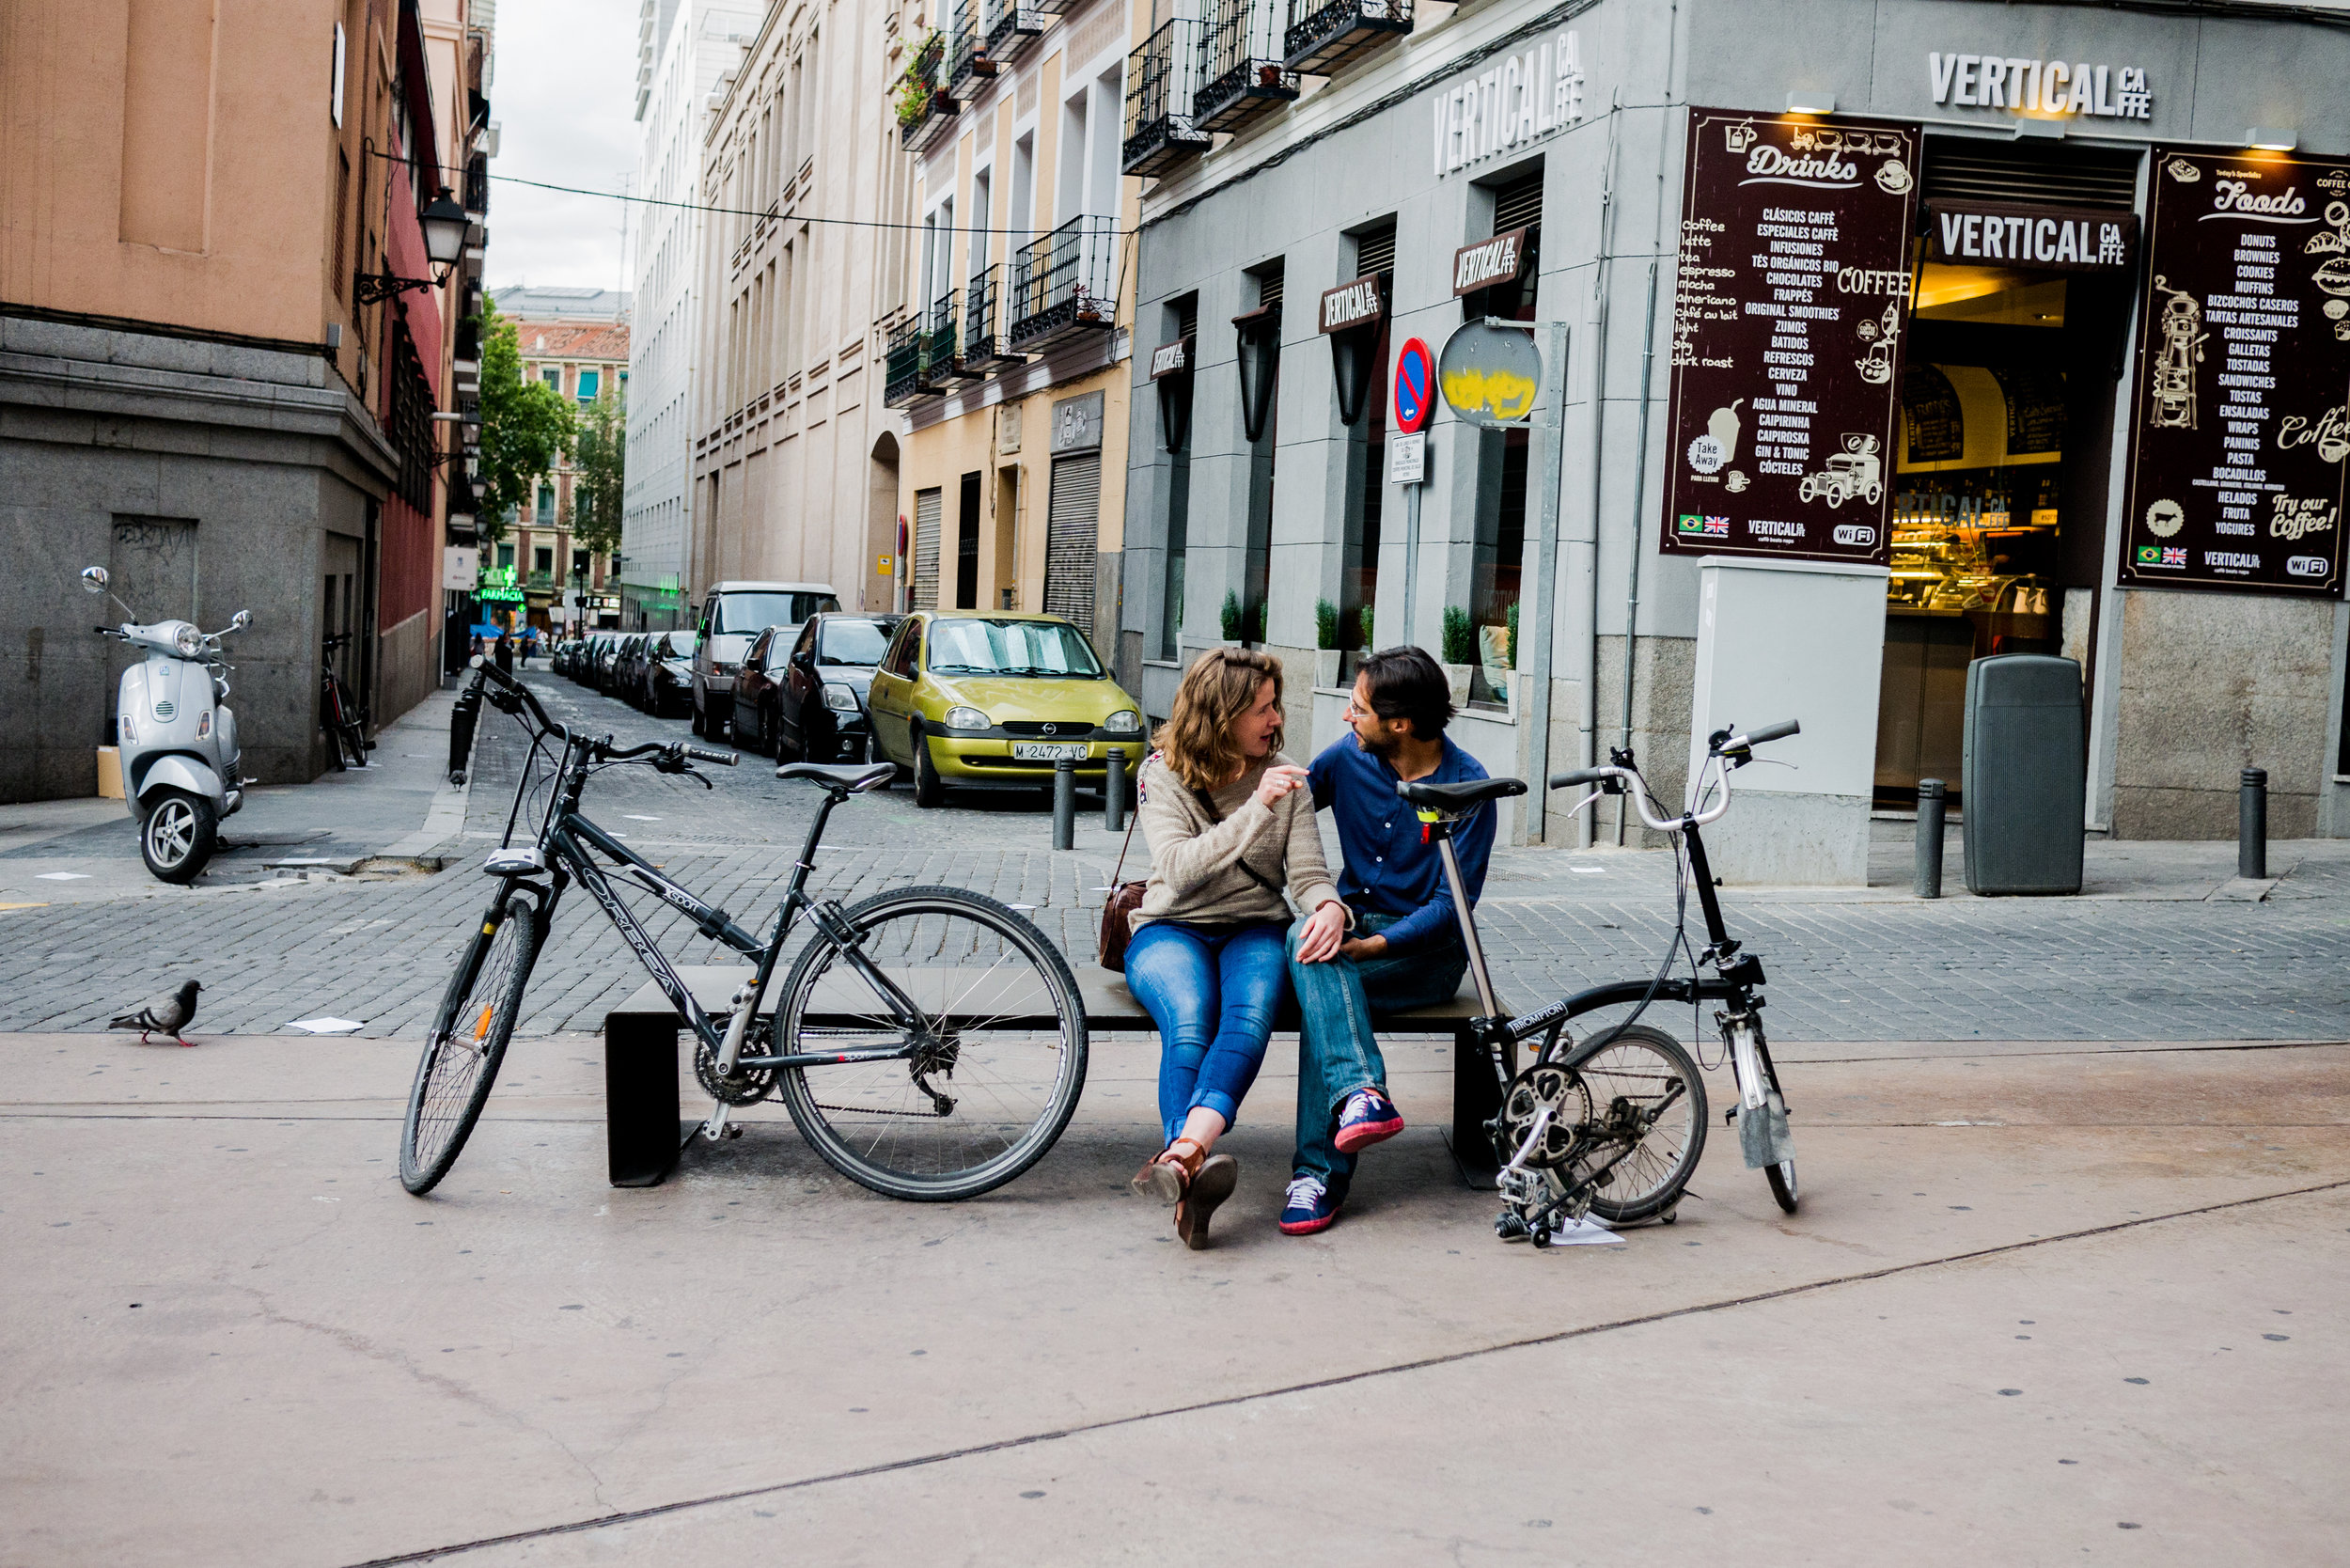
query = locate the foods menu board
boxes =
[1661,109,1921,564]
[2120,149,2350,596]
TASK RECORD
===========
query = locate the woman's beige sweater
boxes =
[1129,752,1342,931]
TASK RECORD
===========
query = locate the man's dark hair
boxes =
[1356,645,1453,736]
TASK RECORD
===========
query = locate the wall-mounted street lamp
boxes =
[1233,306,1282,445]
[353,190,474,306]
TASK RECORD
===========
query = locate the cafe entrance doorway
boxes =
[1873,140,2139,806]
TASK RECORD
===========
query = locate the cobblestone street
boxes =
[4,669,2347,1046]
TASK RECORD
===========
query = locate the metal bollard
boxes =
[1914,777,1946,900]
[2240,767,2267,880]
[447,672,483,785]
[1052,759,1076,850]
[1104,747,1127,833]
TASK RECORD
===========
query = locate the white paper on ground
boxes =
[36,872,90,881]
[623,815,663,822]
[1569,867,1606,875]
[1546,1215,1623,1246]
[288,1017,367,1034]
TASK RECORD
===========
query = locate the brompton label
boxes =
[1658,109,1921,566]
[2120,149,2350,597]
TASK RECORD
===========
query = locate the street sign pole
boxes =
[1520,319,1569,844]
[1390,337,1436,650]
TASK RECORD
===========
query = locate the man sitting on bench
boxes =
[1282,646,1496,1235]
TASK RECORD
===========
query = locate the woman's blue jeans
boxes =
[1124,919,1291,1144]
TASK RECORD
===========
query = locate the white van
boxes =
[692,580,840,738]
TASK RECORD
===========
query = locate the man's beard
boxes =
[1355,724,1402,760]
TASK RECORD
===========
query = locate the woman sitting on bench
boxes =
[1126,650,1351,1248]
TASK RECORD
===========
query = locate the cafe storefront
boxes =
[1124,0,2350,872]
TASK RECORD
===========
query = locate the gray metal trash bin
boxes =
[1961,654,2084,896]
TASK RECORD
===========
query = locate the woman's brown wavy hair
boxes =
[1154,648,1284,793]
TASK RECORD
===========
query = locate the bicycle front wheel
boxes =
[773,886,1087,1201]
[400,888,542,1194]
[1543,1022,1707,1226]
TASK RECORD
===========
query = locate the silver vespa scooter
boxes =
[81,566,253,883]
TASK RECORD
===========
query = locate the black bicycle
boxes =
[399,661,1089,1200]
[1398,718,1804,1247]
[321,634,371,771]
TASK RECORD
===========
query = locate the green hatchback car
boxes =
[866,612,1146,807]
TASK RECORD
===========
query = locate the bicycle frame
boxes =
[477,717,933,1077]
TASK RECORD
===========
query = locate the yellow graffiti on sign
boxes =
[1439,364,1538,423]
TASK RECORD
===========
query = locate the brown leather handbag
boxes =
[1096,809,1147,971]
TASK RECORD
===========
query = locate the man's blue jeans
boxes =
[1287,912,1468,1200]
[1125,919,1291,1144]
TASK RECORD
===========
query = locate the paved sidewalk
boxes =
[0,683,471,905]
[4,1026,2342,1564]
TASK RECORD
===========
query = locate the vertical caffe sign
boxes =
[1661,110,1921,564]
[2120,149,2350,596]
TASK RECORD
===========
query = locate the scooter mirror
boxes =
[230,610,252,631]
[80,567,109,595]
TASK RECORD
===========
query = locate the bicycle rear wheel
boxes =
[400,888,542,1194]
[1543,1023,1707,1226]
[773,886,1087,1201]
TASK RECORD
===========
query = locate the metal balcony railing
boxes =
[962,267,1026,370]
[883,315,945,408]
[1195,0,1298,133]
[1008,213,1118,351]
[1123,18,1211,177]
[1283,0,1411,74]
[929,287,983,384]
[983,0,1044,64]
[947,1,995,97]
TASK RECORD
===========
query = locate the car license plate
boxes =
[1011,742,1089,760]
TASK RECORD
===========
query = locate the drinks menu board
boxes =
[1661,109,1922,565]
[2120,149,2350,596]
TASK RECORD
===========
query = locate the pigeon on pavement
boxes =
[110,980,202,1045]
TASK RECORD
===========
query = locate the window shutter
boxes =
[1492,172,1543,235]
[1355,222,1396,280]
[1043,453,1102,635]
[913,486,943,611]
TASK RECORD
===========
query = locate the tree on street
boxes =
[473,296,574,542]
[570,381,626,559]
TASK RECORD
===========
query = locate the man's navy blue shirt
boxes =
[1308,734,1495,955]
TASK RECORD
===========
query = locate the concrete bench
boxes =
[602,964,1505,1189]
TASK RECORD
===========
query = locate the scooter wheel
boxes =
[140,788,219,884]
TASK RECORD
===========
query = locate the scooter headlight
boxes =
[196,711,212,739]
[172,624,204,657]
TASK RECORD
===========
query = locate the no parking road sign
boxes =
[1392,337,1434,433]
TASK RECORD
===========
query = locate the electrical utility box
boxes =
[1961,654,2085,896]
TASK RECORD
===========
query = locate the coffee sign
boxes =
[1926,200,2137,273]
[1926,53,2152,121]
[2120,149,2350,596]
[1659,109,1922,565]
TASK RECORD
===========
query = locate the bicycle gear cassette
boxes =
[696,1036,776,1105]
[1495,1062,1594,1169]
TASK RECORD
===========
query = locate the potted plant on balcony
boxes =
[895,30,945,138]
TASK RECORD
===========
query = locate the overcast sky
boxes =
[483,0,639,293]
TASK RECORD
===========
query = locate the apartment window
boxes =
[334,150,351,295]
[540,366,561,390]
[1340,220,1395,671]
[534,546,555,574]
[577,368,600,401]
[537,482,556,518]
[497,543,515,569]
[1238,265,1283,644]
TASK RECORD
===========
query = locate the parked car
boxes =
[551,638,575,678]
[865,613,1145,808]
[609,634,653,700]
[691,580,839,740]
[590,633,628,694]
[639,629,697,716]
[733,612,902,761]
[573,632,611,686]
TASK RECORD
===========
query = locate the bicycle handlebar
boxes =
[1550,766,1612,790]
[684,745,738,766]
[1732,718,1801,747]
[468,655,571,743]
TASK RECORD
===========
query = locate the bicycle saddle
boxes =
[777,761,897,793]
[1395,776,1528,813]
